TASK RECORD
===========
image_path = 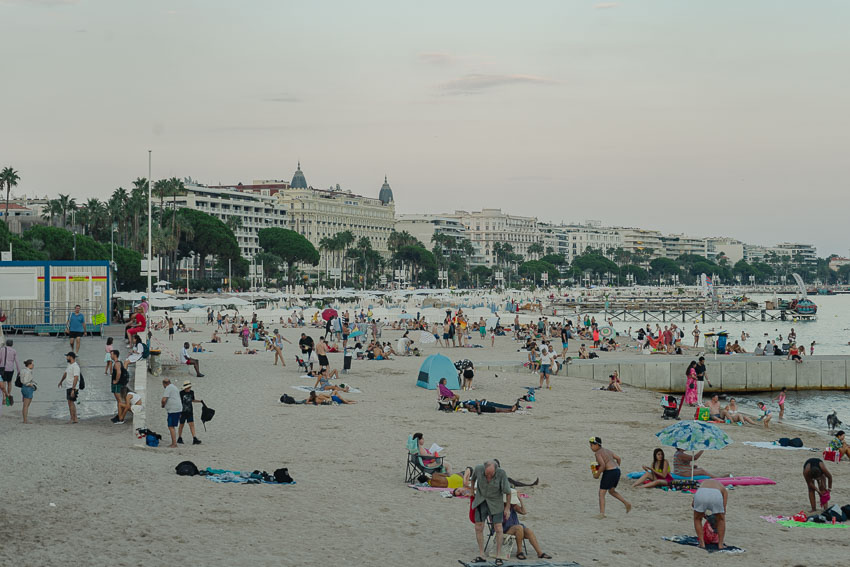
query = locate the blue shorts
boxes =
[540,364,551,375]
[562,342,568,349]
[167,412,181,427]
[331,395,343,404]
[21,385,35,399]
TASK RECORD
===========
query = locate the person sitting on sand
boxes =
[306,391,356,405]
[438,377,459,409]
[313,367,348,392]
[724,398,756,425]
[829,430,850,461]
[673,448,713,478]
[502,488,552,561]
[578,344,590,359]
[383,342,398,356]
[707,395,728,422]
[234,348,258,355]
[211,330,221,343]
[606,371,623,392]
[632,448,673,488]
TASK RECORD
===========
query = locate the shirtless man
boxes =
[315,337,329,370]
[803,458,833,513]
[707,395,728,422]
[590,436,631,518]
[692,479,728,549]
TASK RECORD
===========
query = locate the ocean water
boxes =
[579,293,850,436]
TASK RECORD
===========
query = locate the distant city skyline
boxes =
[2,0,848,255]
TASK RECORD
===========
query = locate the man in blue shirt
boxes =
[66,304,87,354]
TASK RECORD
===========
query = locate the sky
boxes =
[1,0,849,256]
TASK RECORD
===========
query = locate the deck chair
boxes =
[404,435,446,483]
[484,516,527,558]
[295,356,310,373]
[437,392,455,412]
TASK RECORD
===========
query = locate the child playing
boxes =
[104,337,114,375]
[756,401,772,429]
[772,387,786,421]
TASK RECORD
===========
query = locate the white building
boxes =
[772,242,817,267]
[615,228,665,263]
[448,209,541,267]
[660,234,708,260]
[706,237,745,264]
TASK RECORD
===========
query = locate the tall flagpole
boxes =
[147,150,153,297]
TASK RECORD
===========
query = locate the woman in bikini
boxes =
[306,391,355,405]
[724,398,757,425]
[632,448,673,488]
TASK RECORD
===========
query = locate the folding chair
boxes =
[404,435,446,483]
[484,516,527,558]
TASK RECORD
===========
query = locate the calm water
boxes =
[580,293,850,436]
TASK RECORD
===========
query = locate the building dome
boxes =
[290,161,308,189]
[378,175,394,205]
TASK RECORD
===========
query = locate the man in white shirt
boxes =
[58,351,81,423]
[180,342,204,377]
[161,377,182,448]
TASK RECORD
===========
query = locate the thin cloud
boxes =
[418,52,457,66]
[594,2,621,9]
[438,73,556,95]
[265,94,301,103]
[0,0,79,4]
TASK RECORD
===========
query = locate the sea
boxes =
[581,293,850,437]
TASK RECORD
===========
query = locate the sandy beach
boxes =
[0,316,846,567]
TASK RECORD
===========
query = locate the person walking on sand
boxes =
[1,338,22,406]
[590,436,631,518]
[161,377,182,448]
[177,380,203,445]
[57,351,80,423]
[470,460,512,565]
[693,479,728,549]
[692,325,700,348]
[66,304,87,354]
[272,329,291,367]
[19,358,36,424]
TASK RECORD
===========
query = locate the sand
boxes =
[0,315,846,567]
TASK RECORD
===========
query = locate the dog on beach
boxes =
[827,410,843,433]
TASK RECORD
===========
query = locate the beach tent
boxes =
[416,353,460,390]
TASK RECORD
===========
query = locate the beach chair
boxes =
[437,392,455,412]
[484,516,526,558]
[295,356,310,373]
[404,435,445,483]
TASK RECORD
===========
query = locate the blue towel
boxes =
[662,535,744,553]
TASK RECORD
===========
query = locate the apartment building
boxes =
[615,228,665,262]
[772,242,817,267]
[706,237,745,264]
[448,209,540,267]
[660,234,708,260]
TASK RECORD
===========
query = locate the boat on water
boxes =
[793,298,818,315]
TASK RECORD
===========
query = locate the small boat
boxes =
[792,298,818,315]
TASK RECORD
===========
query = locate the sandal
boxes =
[538,553,553,559]
[472,557,487,564]
[516,552,527,560]
[494,560,504,566]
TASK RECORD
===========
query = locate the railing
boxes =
[1,305,104,331]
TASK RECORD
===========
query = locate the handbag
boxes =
[14,373,22,388]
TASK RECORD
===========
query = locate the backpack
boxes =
[175,460,200,476]
[280,394,296,404]
[146,433,160,447]
[200,402,215,431]
[142,342,150,359]
[118,364,130,386]
[273,468,294,484]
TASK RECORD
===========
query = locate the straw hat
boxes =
[182,381,192,390]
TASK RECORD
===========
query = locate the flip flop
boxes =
[471,557,487,564]
[538,553,553,559]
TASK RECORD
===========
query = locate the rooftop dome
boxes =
[290,161,308,189]
[378,175,394,205]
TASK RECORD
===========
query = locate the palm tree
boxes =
[1,166,20,224]
[167,177,186,244]
[79,198,106,237]
[130,178,149,252]
[528,242,544,261]
[170,209,195,281]
[108,187,129,246]
[319,236,338,285]
[153,179,170,227]
[40,198,63,227]
[336,230,355,281]
[57,194,77,229]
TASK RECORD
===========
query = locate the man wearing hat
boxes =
[177,380,204,445]
[590,436,631,518]
[58,351,81,423]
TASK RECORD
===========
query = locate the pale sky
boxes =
[2,0,849,256]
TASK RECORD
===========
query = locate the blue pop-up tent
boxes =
[416,353,460,390]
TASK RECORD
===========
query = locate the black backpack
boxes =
[778,437,804,448]
[273,468,293,484]
[118,364,130,386]
[78,372,86,390]
[175,461,200,476]
[280,394,296,405]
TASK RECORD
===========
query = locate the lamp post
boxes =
[146,150,152,298]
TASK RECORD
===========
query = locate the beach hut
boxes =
[416,353,460,390]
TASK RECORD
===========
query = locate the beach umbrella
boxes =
[322,308,338,321]
[398,313,414,320]
[599,326,615,339]
[655,421,732,479]
[417,330,437,344]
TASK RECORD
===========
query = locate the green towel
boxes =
[777,520,848,529]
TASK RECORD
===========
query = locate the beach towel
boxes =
[777,520,848,529]
[458,561,580,567]
[201,467,296,486]
[743,441,817,451]
[627,473,775,486]
[662,535,744,553]
[291,385,361,394]
[408,484,529,498]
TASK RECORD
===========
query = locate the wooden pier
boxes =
[547,307,816,323]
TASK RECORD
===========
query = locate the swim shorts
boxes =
[599,468,621,490]
[693,487,724,514]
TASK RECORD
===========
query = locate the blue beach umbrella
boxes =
[656,421,732,480]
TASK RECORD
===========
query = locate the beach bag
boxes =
[146,433,160,447]
[429,473,449,488]
[824,505,846,522]
[78,372,86,390]
[823,450,839,463]
[703,520,719,544]
[695,407,710,421]
[142,342,150,359]
[280,394,296,405]
[778,437,803,448]
[14,373,22,388]
[200,402,215,431]
[273,468,293,484]
[175,460,200,476]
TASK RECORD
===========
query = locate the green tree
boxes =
[258,227,320,287]
[527,242,544,260]
[0,221,47,260]
[176,208,240,278]
[519,260,559,284]
[649,257,681,276]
